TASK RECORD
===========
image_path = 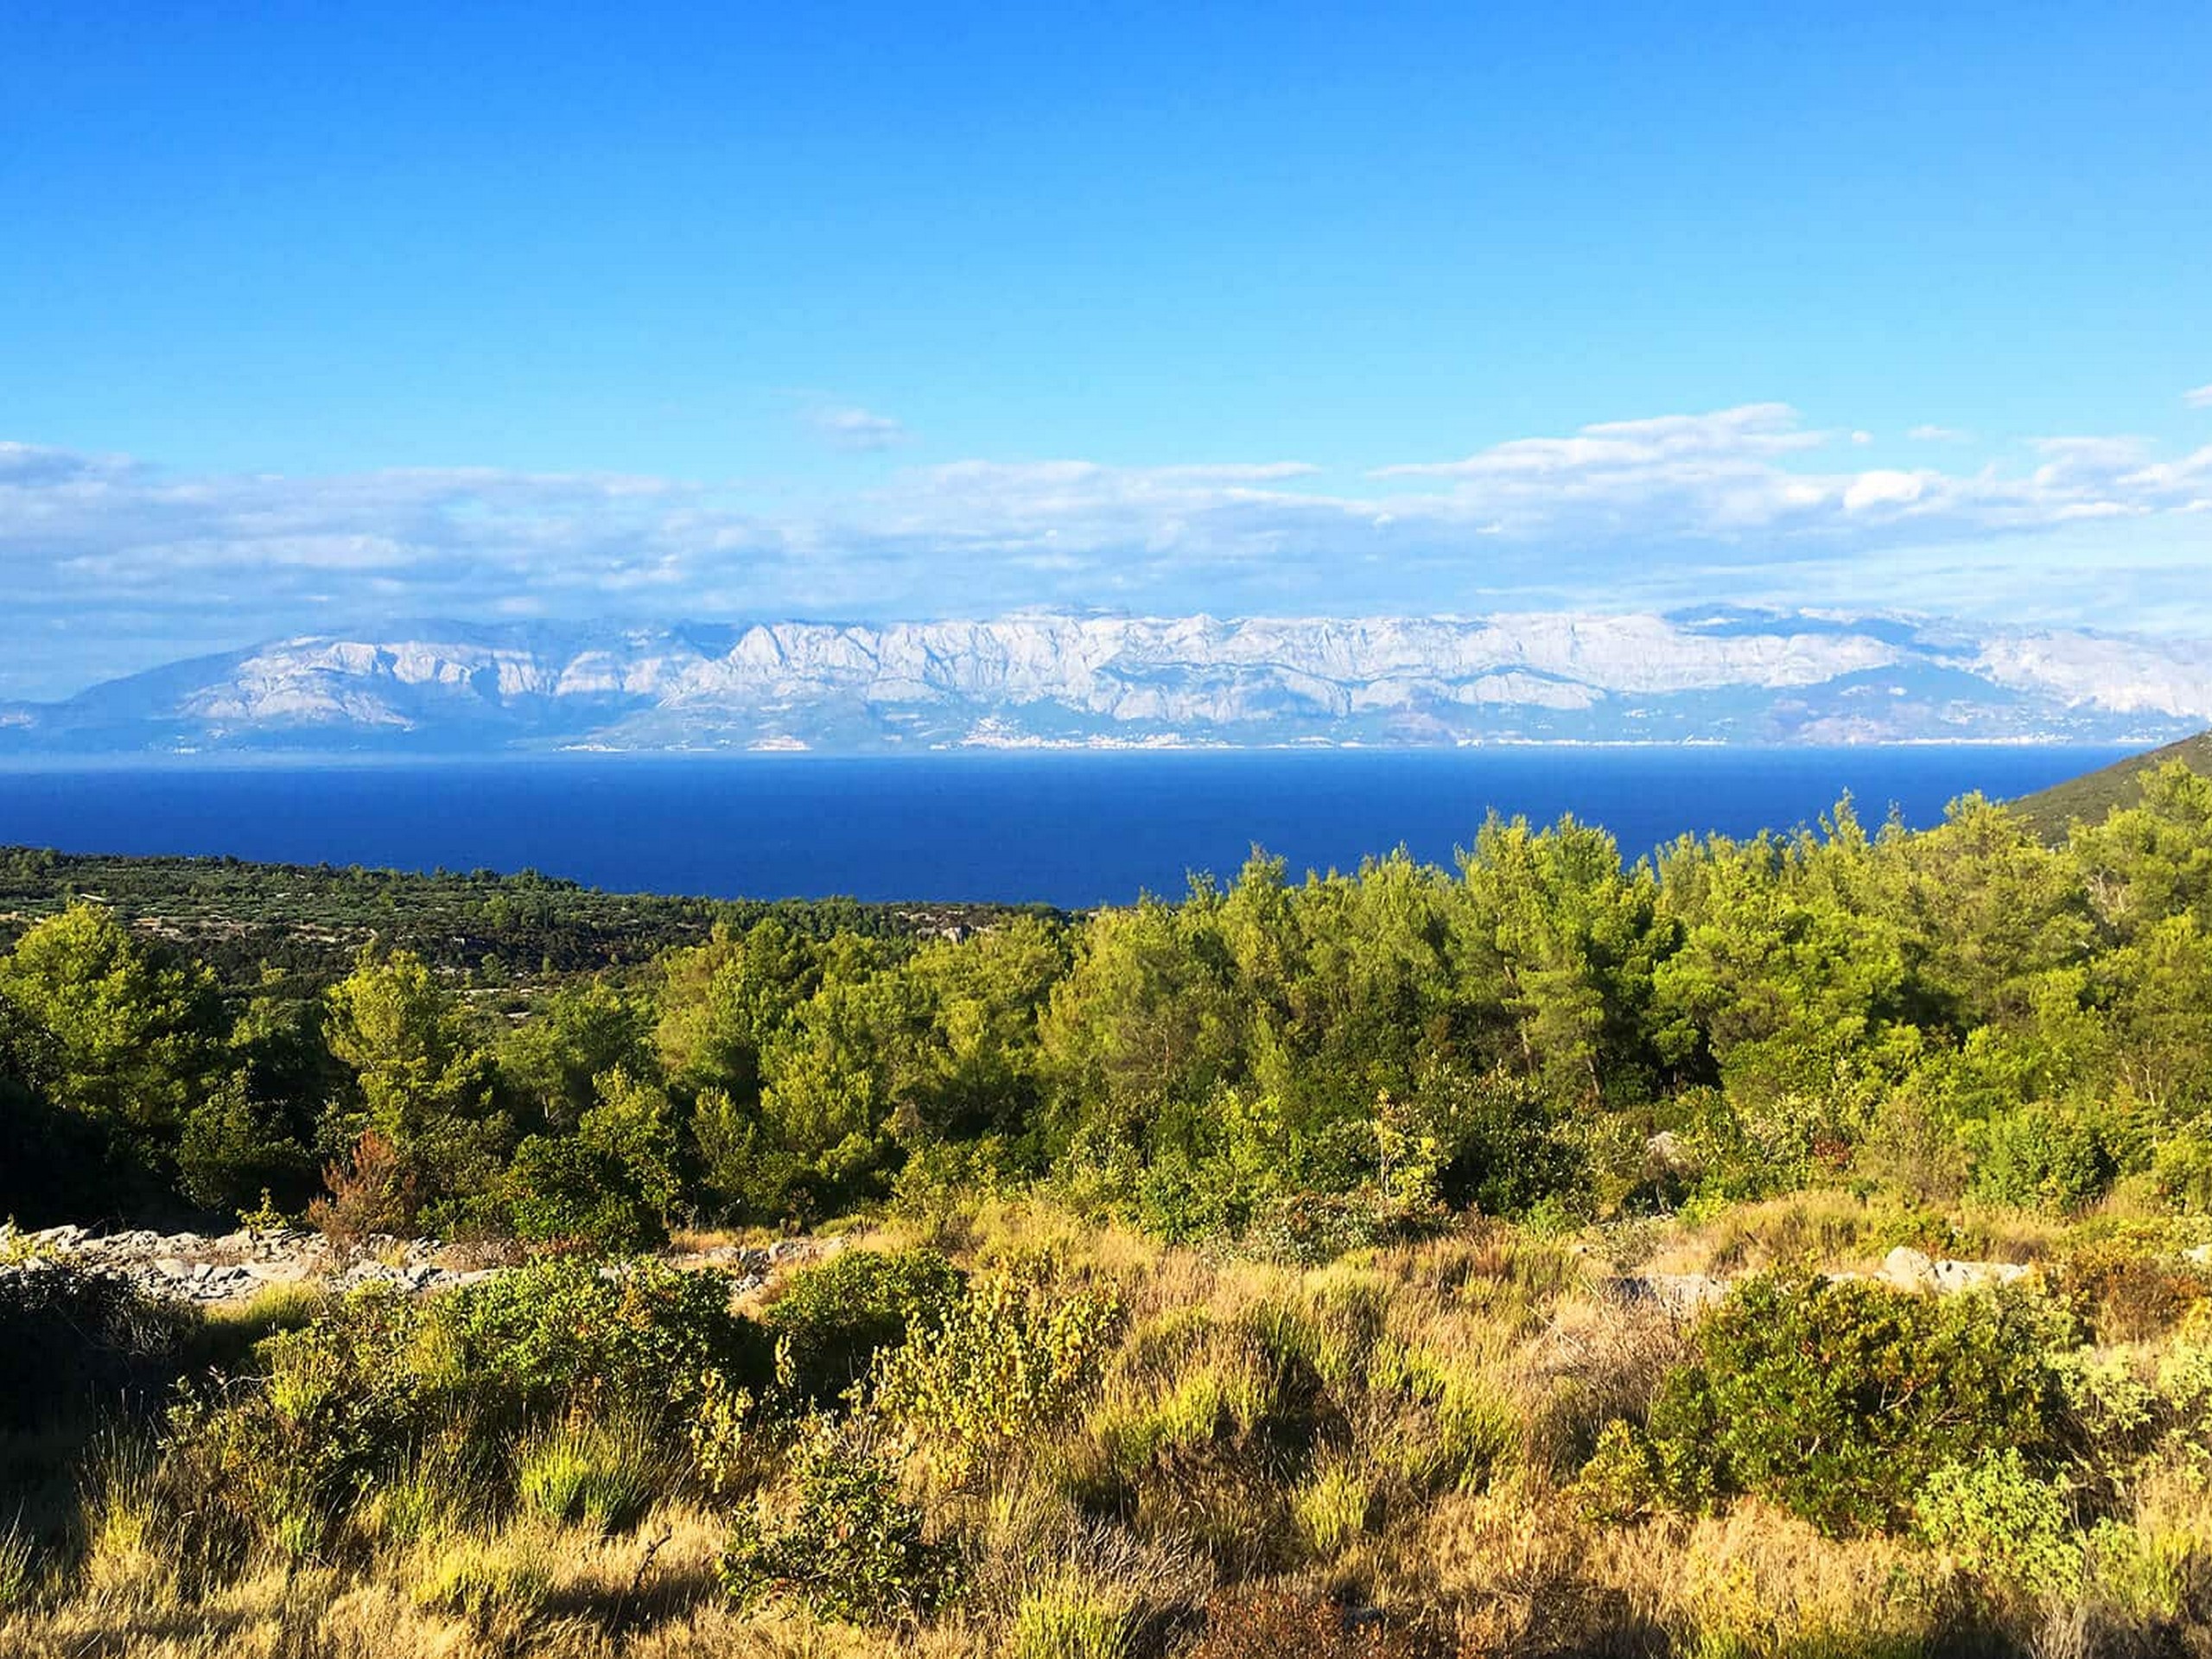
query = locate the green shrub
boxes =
[1914,1448,2084,1601]
[872,1269,1123,1483]
[1596,1272,2075,1535]
[357,1442,487,1549]
[159,1287,426,1569]
[1290,1457,1374,1559]
[1010,1572,1140,1659]
[1242,1192,1405,1267]
[762,1247,964,1403]
[2153,1124,2212,1213]
[506,1132,666,1250]
[505,1068,680,1250]
[1406,1062,1588,1217]
[720,1421,957,1624]
[431,1255,770,1415]
[1969,1102,2121,1211]
[147,1258,762,1567]
[175,1078,314,1215]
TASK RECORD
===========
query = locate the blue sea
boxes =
[0,748,2133,908]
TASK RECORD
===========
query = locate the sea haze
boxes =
[0,748,2130,907]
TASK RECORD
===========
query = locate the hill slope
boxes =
[2009,730,2212,839]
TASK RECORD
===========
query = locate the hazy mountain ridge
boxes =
[3,611,2206,755]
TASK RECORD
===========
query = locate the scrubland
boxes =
[6,760,2212,1652]
[11,1190,2212,1657]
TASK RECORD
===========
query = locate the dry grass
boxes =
[17,1199,2212,1656]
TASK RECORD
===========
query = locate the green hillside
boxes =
[2010,729,2212,840]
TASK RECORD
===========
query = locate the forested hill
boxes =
[0,846,1046,984]
[3,759,2209,1236]
[2009,729,2212,842]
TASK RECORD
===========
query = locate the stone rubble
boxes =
[0,1221,836,1306]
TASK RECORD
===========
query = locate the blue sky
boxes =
[2,1,2208,697]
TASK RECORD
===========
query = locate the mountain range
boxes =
[2,610,2206,756]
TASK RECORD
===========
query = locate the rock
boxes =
[7,1220,839,1308]
[1881,1245,2025,1294]
[1931,1257,2027,1293]
[1879,1246,1940,1293]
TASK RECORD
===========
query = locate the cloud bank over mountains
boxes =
[3,397,2209,700]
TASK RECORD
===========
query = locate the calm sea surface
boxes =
[0,748,2133,907]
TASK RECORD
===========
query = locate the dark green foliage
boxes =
[175,1077,315,1214]
[432,1256,772,1414]
[720,1425,958,1624]
[321,946,511,1219]
[1597,1274,2076,1535]
[7,753,2212,1249]
[761,1248,965,1402]
[1968,1100,2122,1211]
[1403,1061,1586,1217]
[0,1263,187,1433]
[505,1069,680,1249]
[506,1134,665,1250]
[497,982,654,1130]
[0,903,230,1200]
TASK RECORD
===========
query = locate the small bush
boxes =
[720,1421,957,1624]
[872,1269,1123,1484]
[433,1255,771,1414]
[1970,1103,2120,1212]
[147,1258,758,1568]
[1915,1448,2084,1602]
[763,1247,964,1403]
[1291,1457,1374,1559]
[1243,1192,1407,1268]
[175,1080,313,1216]
[1592,1272,2075,1535]
[1010,1570,1140,1659]
[505,1132,666,1251]
[357,1442,486,1549]
[2056,1240,2212,1342]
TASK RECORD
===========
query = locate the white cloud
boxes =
[805,404,909,450]
[1374,403,1820,481]
[7,397,2212,696]
[2187,384,2212,409]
